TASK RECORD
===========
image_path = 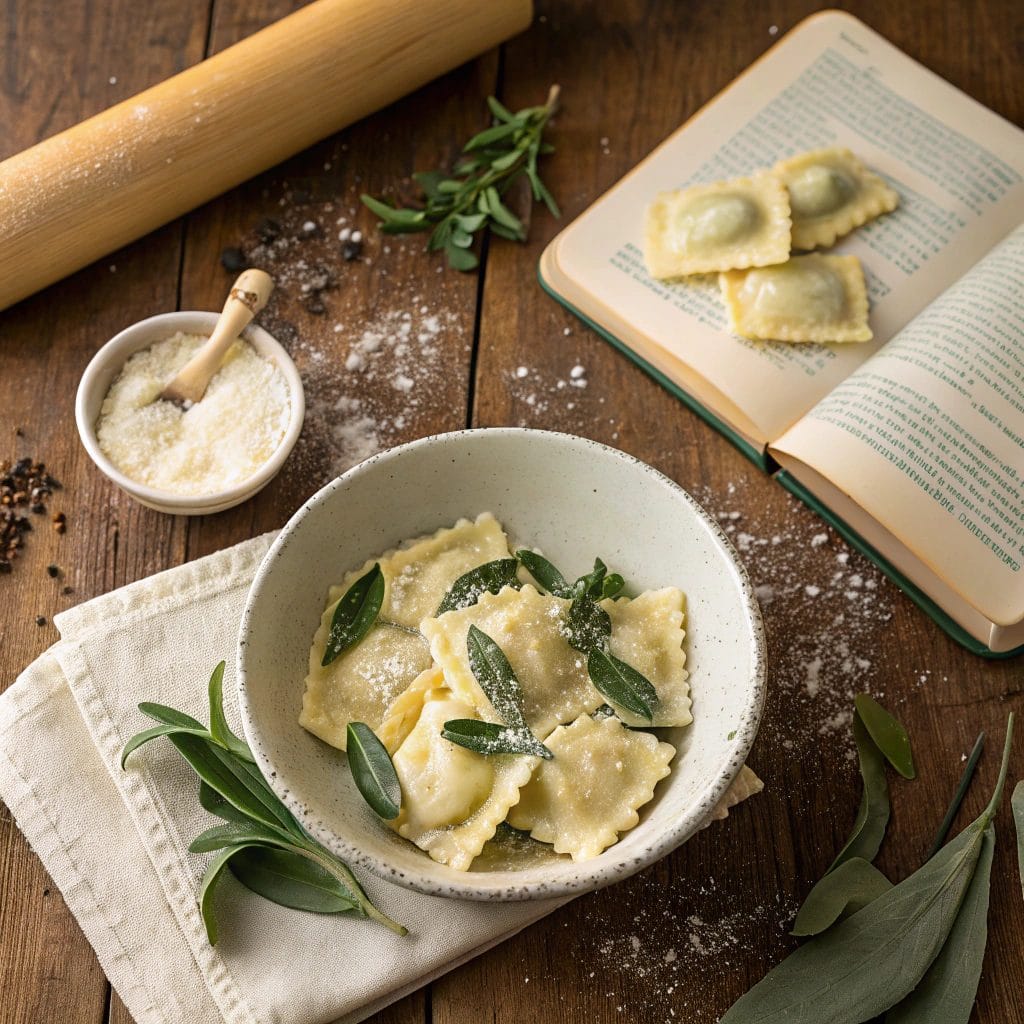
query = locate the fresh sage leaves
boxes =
[123,664,407,939]
[322,563,384,666]
[436,558,520,615]
[790,857,892,937]
[361,87,560,271]
[722,715,1015,1024]
[562,592,611,653]
[346,722,402,820]
[587,649,657,724]
[828,712,891,872]
[854,693,916,779]
[453,625,553,759]
[441,718,552,760]
[515,548,572,597]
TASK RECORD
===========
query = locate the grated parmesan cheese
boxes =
[96,331,291,496]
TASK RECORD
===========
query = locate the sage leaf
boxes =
[466,624,529,730]
[721,715,1014,1024]
[573,558,608,598]
[600,574,626,599]
[445,244,478,271]
[228,845,361,915]
[322,563,384,666]
[1013,781,1024,899]
[791,858,892,936]
[441,719,552,760]
[436,558,519,615]
[138,701,206,730]
[207,661,255,764]
[198,780,253,827]
[346,722,401,820]
[198,844,243,945]
[562,595,611,653]
[169,732,299,838]
[829,714,890,871]
[120,723,211,770]
[188,821,290,854]
[855,693,916,779]
[884,827,995,1024]
[927,731,984,860]
[515,549,572,597]
[587,648,658,724]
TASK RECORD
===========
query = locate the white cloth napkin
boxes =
[0,535,760,1024]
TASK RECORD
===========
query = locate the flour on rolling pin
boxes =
[0,0,532,312]
[95,332,291,496]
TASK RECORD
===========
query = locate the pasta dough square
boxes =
[644,173,792,278]
[720,254,871,343]
[299,619,432,751]
[388,684,538,870]
[421,584,603,739]
[507,714,675,861]
[774,147,899,250]
[601,587,692,727]
[333,513,512,630]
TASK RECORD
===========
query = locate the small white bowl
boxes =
[75,311,305,515]
[237,429,766,901]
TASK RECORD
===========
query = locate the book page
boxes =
[772,225,1024,629]
[550,10,1024,444]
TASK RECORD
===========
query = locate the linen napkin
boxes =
[0,535,761,1024]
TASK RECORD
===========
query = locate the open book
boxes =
[539,10,1024,656]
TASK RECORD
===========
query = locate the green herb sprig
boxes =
[443,625,553,759]
[361,87,561,271]
[723,712,1015,1024]
[123,663,407,940]
[346,722,402,820]
[322,563,384,666]
[436,558,520,615]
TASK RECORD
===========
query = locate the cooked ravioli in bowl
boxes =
[299,512,693,870]
[237,429,766,900]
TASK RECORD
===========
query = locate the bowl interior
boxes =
[238,429,765,899]
[75,311,304,514]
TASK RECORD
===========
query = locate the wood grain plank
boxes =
[0,2,211,1022]
[438,1,1024,1022]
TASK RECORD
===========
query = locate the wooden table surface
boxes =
[2,1,1022,1021]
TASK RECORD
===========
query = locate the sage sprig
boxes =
[722,715,1015,1024]
[436,558,520,615]
[441,718,552,759]
[361,87,561,271]
[322,563,384,666]
[123,664,407,939]
[346,722,402,820]
[587,649,658,724]
[448,625,552,759]
[854,693,916,779]
[515,549,571,598]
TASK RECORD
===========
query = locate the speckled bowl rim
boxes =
[237,428,767,901]
[75,310,305,515]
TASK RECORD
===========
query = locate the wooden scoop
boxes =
[159,269,274,405]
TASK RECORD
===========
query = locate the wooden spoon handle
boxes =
[160,269,274,404]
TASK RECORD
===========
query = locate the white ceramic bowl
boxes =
[238,429,766,901]
[75,311,305,515]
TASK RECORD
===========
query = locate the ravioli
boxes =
[388,685,538,870]
[377,666,444,755]
[299,620,432,751]
[507,714,676,861]
[644,173,791,279]
[602,587,692,727]
[421,584,603,739]
[774,147,899,250]
[720,253,871,343]
[702,765,764,828]
[335,513,512,630]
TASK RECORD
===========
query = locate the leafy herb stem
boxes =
[361,86,561,271]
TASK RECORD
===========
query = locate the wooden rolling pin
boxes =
[0,0,532,312]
